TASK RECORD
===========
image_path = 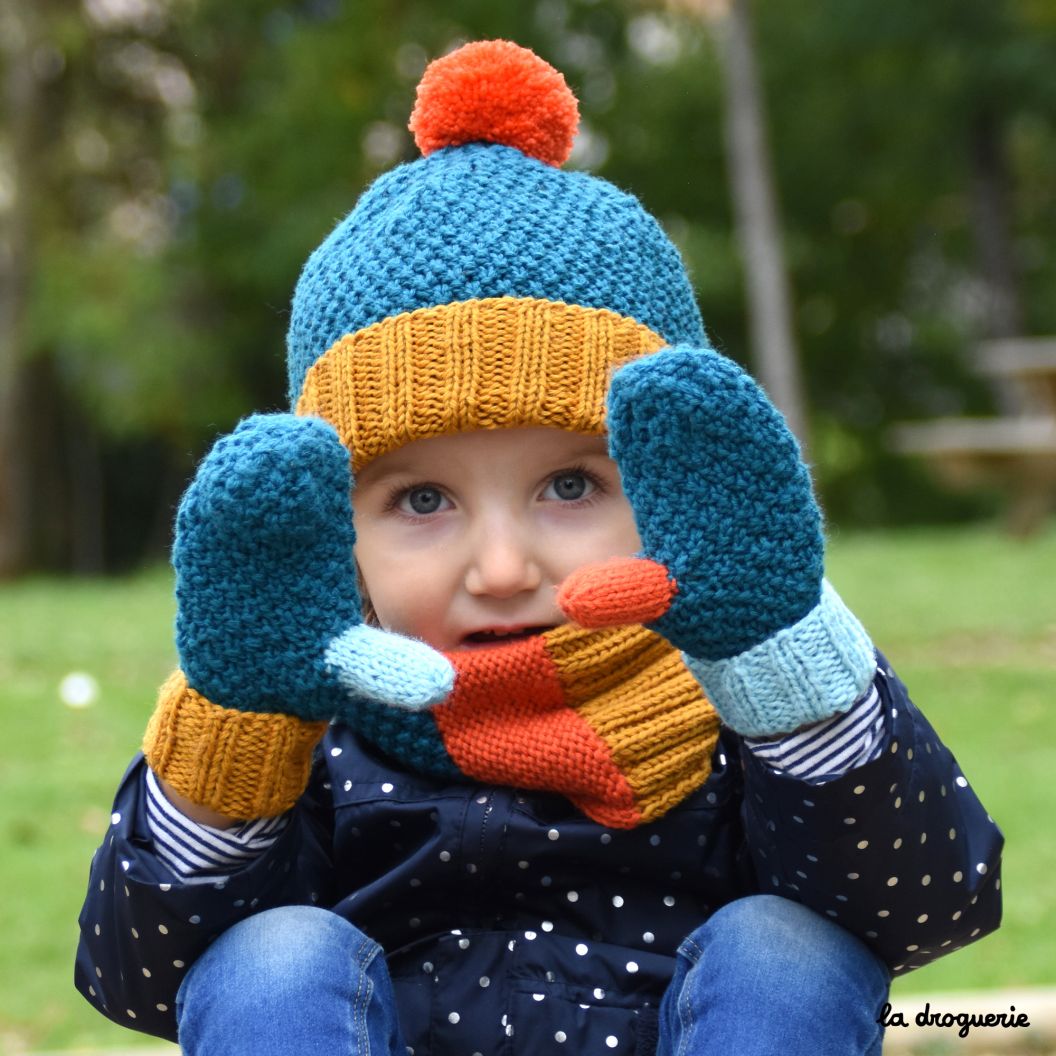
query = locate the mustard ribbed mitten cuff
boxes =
[143,670,328,820]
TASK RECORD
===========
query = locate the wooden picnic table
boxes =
[891,338,1056,535]
[973,337,1056,415]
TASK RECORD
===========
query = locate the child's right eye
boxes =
[396,486,449,516]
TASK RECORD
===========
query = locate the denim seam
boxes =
[675,972,693,1056]
[348,933,380,1056]
[674,939,704,1056]
[677,936,704,963]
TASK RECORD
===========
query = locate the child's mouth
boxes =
[460,625,555,647]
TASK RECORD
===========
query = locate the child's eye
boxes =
[395,486,449,516]
[542,470,598,503]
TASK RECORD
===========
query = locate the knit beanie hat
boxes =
[290,39,707,467]
[285,41,720,828]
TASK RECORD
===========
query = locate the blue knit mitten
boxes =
[558,347,876,737]
[144,414,453,818]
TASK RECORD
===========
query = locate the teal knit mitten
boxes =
[558,347,875,737]
[144,413,456,819]
[174,413,454,718]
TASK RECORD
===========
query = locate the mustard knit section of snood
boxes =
[295,297,668,471]
[143,670,328,820]
[545,626,722,825]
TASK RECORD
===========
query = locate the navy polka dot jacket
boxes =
[76,657,1002,1053]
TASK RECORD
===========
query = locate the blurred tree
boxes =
[4,0,1055,573]
[745,0,1056,521]
[2,0,207,572]
[667,0,808,450]
[0,0,41,576]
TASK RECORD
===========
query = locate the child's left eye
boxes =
[543,472,597,502]
[396,486,450,516]
[384,484,452,518]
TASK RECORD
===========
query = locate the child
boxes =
[76,41,1002,1056]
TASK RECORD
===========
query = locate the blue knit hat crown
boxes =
[287,40,707,466]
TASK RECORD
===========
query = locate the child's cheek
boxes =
[369,564,453,645]
[535,504,642,575]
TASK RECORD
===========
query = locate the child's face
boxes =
[352,427,642,652]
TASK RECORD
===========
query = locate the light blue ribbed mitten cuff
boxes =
[682,581,876,737]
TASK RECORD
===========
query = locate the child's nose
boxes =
[464,523,543,599]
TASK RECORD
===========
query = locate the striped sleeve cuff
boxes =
[144,768,288,883]
[743,677,885,783]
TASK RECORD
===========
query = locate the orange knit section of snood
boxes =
[434,636,643,829]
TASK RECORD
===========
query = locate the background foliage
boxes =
[3,0,1055,571]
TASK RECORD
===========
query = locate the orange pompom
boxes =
[409,40,579,167]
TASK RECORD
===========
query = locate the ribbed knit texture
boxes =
[546,625,720,823]
[286,141,705,405]
[143,671,328,819]
[682,582,877,737]
[297,297,668,470]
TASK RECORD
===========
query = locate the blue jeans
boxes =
[176,895,889,1055]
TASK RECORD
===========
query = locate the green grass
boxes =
[0,568,179,1053]
[825,527,1056,1002]
[1,526,1054,1050]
